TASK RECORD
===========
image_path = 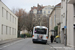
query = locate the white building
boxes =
[68,0,75,50]
[60,0,67,44]
[61,0,75,50]
[0,1,18,40]
[30,4,54,17]
[42,5,54,17]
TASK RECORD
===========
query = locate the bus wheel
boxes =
[33,41,35,43]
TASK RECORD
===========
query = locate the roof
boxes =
[30,7,37,11]
[30,4,45,11]
[55,3,61,6]
[38,7,44,11]
[49,3,61,17]
[34,26,48,29]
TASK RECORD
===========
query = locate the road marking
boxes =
[0,39,24,49]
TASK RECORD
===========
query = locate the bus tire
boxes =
[33,41,35,43]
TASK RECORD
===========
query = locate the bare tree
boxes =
[14,8,34,32]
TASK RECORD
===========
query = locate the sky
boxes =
[1,0,61,12]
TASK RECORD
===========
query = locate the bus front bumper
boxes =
[32,39,47,43]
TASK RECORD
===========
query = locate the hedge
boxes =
[20,33,32,38]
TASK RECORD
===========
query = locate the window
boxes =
[12,28,13,35]
[10,14,11,21]
[6,26,7,34]
[11,15,14,22]
[45,8,47,9]
[2,7,3,17]
[7,26,9,34]
[14,17,15,23]
[35,28,47,34]
[48,11,50,13]
[40,10,42,14]
[2,7,6,17]
[37,11,41,14]
[9,27,11,35]
[2,25,6,34]
[48,7,50,9]
[11,15,13,22]
[3,25,6,34]
[1,25,3,34]
[13,28,15,35]
[8,13,10,20]
[14,28,15,35]
[6,11,8,19]
[15,29,16,35]
[11,16,14,23]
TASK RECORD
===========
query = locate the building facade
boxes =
[30,4,54,17]
[68,0,75,49]
[42,5,54,17]
[0,1,18,40]
[49,3,61,40]
[30,4,53,27]
[61,0,75,50]
[60,0,67,44]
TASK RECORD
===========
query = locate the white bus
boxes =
[32,26,48,44]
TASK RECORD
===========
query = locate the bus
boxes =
[32,26,48,44]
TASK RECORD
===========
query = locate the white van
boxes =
[32,26,48,44]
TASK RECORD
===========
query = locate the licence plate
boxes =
[38,39,42,41]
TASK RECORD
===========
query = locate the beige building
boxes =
[49,3,61,39]
[0,1,18,40]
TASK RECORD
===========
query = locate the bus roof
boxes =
[34,26,48,29]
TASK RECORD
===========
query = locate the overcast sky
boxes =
[1,0,61,12]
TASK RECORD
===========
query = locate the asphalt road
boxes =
[0,38,54,50]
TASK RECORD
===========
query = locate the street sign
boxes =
[64,26,67,29]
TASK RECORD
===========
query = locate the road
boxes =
[0,38,54,50]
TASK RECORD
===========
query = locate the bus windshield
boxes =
[34,28,47,34]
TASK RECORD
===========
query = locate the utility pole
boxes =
[64,0,67,46]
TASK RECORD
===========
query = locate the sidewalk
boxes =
[48,40,74,50]
[49,43,65,50]
[0,38,23,45]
